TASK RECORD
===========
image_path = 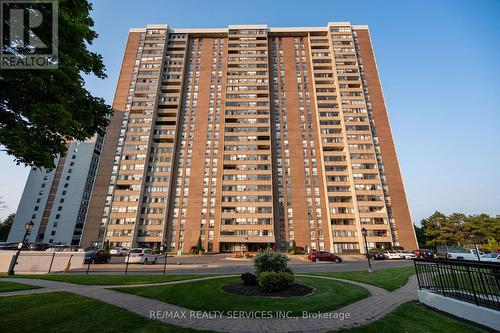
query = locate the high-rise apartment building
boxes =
[81,23,418,254]
[9,137,102,245]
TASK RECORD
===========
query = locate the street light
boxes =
[7,220,34,275]
[361,227,373,273]
[161,244,168,275]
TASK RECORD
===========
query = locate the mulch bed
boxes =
[222,283,315,297]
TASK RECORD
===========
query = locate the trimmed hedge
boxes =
[241,272,257,286]
[258,271,294,292]
[254,252,289,274]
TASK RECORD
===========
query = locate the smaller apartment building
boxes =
[8,137,102,245]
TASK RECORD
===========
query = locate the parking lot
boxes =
[74,253,414,275]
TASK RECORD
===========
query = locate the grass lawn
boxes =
[0,292,209,333]
[0,281,40,293]
[433,273,500,296]
[335,301,487,332]
[310,266,415,291]
[1,274,207,285]
[114,276,369,316]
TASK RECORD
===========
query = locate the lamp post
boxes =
[361,227,373,273]
[161,244,168,275]
[470,231,481,262]
[8,220,34,275]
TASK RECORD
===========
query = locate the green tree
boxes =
[413,224,426,248]
[421,212,500,248]
[0,213,15,241]
[463,214,500,245]
[484,239,499,253]
[196,235,204,254]
[442,213,466,246]
[0,0,111,169]
[422,211,447,248]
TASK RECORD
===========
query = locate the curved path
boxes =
[1,274,418,332]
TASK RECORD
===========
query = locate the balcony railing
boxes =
[414,258,500,310]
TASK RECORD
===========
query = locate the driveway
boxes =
[72,254,413,275]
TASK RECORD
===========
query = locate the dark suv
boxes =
[84,249,111,264]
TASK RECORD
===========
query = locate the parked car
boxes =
[480,253,500,263]
[307,251,342,263]
[29,243,53,251]
[396,250,416,259]
[383,251,401,260]
[412,249,434,259]
[0,242,26,250]
[369,252,386,260]
[110,247,128,256]
[84,249,111,264]
[437,246,481,261]
[45,245,79,252]
[125,248,157,264]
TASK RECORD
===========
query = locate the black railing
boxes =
[414,258,500,310]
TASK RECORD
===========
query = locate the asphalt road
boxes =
[73,254,414,275]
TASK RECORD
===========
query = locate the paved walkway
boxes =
[1,274,418,332]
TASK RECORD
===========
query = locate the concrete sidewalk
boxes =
[1,274,418,332]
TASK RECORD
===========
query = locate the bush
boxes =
[254,251,289,275]
[258,271,294,292]
[241,272,257,286]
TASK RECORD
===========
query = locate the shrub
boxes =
[254,251,289,275]
[258,271,294,292]
[241,272,257,286]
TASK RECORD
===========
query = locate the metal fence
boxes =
[414,258,500,310]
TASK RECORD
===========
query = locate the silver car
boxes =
[480,253,500,263]
[125,248,157,264]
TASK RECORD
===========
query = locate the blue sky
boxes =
[1,0,499,224]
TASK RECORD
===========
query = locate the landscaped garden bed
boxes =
[114,252,370,315]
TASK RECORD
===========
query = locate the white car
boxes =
[125,248,157,264]
[480,253,500,263]
[396,250,416,259]
[110,247,128,256]
[383,251,401,260]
